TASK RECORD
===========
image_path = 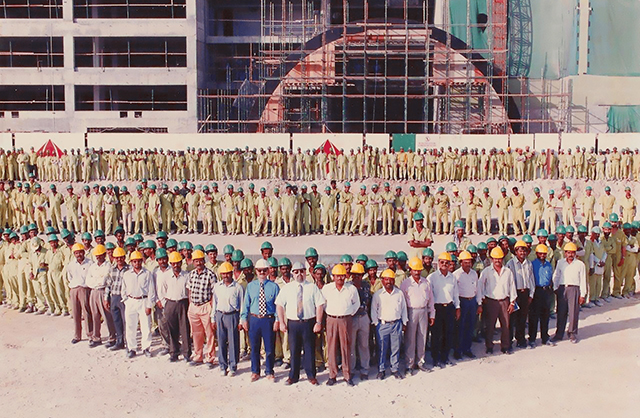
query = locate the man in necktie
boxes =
[241,259,280,382]
[276,262,325,386]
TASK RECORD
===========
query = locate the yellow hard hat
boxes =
[350,263,365,274]
[218,261,233,274]
[92,244,107,256]
[490,247,505,259]
[408,257,424,271]
[458,250,472,261]
[381,268,396,279]
[113,247,126,258]
[535,244,548,254]
[514,240,527,249]
[129,251,143,261]
[563,242,578,252]
[168,251,183,264]
[332,264,347,276]
[71,243,85,253]
[192,249,205,260]
[438,252,452,261]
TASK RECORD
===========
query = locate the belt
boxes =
[517,288,530,293]
[408,306,427,310]
[166,298,188,303]
[288,318,314,322]
[193,300,212,306]
[327,314,351,319]
[486,297,509,302]
[128,295,147,300]
[435,302,453,307]
[217,310,239,315]
[460,296,475,301]
[378,319,401,325]
[251,313,274,319]
[536,285,552,291]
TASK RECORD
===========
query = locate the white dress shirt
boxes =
[211,280,244,314]
[552,258,588,298]
[399,276,435,317]
[506,257,535,298]
[122,267,157,309]
[453,267,482,304]
[66,257,93,289]
[85,261,112,290]
[428,269,460,309]
[322,282,360,317]
[371,287,408,325]
[156,267,189,306]
[478,264,517,303]
[275,280,326,321]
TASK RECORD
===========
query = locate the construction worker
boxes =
[420,185,435,232]
[159,184,174,233]
[407,212,433,259]
[336,182,353,235]
[511,186,526,235]
[31,184,48,232]
[609,214,626,299]
[621,223,637,297]
[281,185,297,236]
[45,234,68,316]
[185,184,200,234]
[132,185,148,235]
[599,186,616,224]
[351,185,368,235]
[496,187,511,235]
[560,186,576,227]
[319,186,335,235]
[404,186,420,231]
[380,183,394,235]
[450,186,463,226]
[103,185,119,235]
[222,184,236,234]
[587,226,606,307]
[309,184,321,234]
[465,186,481,235]
[479,187,493,235]
[620,186,637,224]
[580,186,596,232]
[528,187,544,235]
[544,190,557,233]
[79,185,92,234]
[393,186,406,235]
[254,187,270,236]
[434,186,450,235]
[270,187,283,236]
[90,184,104,232]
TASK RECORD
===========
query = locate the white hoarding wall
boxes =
[561,133,597,150]
[534,133,559,151]
[364,133,390,150]
[509,134,534,149]
[87,133,291,151]
[415,134,441,149]
[417,134,509,150]
[14,133,85,151]
[0,133,12,149]
[596,133,640,151]
[292,133,363,152]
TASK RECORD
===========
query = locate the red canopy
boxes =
[37,139,63,158]
[315,139,342,155]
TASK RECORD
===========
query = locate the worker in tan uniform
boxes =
[336,182,354,235]
[465,186,481,235]
[528,187,544,235]
[510,186,526,235]
[185,184,200,234]
[132,185,149,235]
[404,186,421,231]
[496,187,511,235]
[559,186,576,228]
[320,186,335,235]
[380,183,394,235]
[407,212,433,259]
[479,187,493,235]
[351,185,368,235]
[103,185,119,235]
[434,186,450,235]
[580,186,596,232]
[620,186,637,224]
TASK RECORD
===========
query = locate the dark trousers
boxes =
[288,319,316,381]
[555,285,580,340]
[483,297,510,351]
[457,298,477,354]
[431,303,455,363]
[165,299,191,358]
[376,320,402,373]
[248,315,276,375]
[110,294,125,347]
[529,286,552,343]
[510,289,530,345]
[215,311,240,372]
[156,305,171,348]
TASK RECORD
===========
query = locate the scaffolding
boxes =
[197,0,569,134]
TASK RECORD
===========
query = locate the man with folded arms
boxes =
[552,242,587,344]
[276,262,325,386]
[211,261,244,376]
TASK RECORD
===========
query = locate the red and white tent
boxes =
[315,139,342,155]
[37,139,64,157]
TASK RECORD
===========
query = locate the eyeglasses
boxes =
[256,269,268,273]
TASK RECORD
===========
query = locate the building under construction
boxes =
[1,0,639,135]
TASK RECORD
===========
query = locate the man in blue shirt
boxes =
[529,244,554,347]
[241,259,280,382]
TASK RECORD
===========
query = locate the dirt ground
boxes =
[1,232,639,418]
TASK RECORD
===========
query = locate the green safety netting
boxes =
[588,0,640,76]
[607,106,640,133]
[448,0,489,51]
[392,134,416,151]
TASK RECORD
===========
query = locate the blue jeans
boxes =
[457,298,477,354]
[110,294,125,347]
[248,316,276,375]
[376,320,402,373]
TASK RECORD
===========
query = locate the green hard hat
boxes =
[205,244,217,253]
[114,226,125,235]
[344,181,351,187]
[81,232,92,241]
[609,213,619,222]
[223,244,235,255]
[397,251,408,261]
[60,229,72,239]
[413,212,424,221]
[422,248,435,258]
[467,244,478,253]
[437,186,444,192]
[450,255,458,262]
[577,225,588,233]
[508,237,517,246]
[314,263,326,271]
[355,254,368,262]
[548,234,557,241]
[632,221,640,229]
[305,247,319,257]
[555,226,566,234]
[486,237,497,244]
[476,242,488,250]
[623,223,632,230]
[133,233,143,242]
[565,225,575,233]
[240,258,254,269]
[260,241,273,250]
[27,223,37,231]
[384,250,397,259]
[156,231,168,239]
[105,242,116,250]
[604,186,611,192]
[453,220,465,229]
[3,228,11,235]
[498,235,508,242]
[537,229,549,237]
[445,242,458,252]
[48,234,58,242]
[522,234,533,244]
[602,222,612,229]
[155,248,168,259]
[166,238,178,248]
[194,244,204,252]
[231,249,244,262]
[94,229,105,238]
[125,237,136,247]
[278,257,292,267]
[365,259,378,269]
[45,226,55,235]
[9,232,18,240]
[146,240,157,249]
[267,257,278,268]
[182,241,193,251]
[340,254,353,263]
[533,187,540,193]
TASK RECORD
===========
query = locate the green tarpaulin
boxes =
[607,106,640,133]
[392,134,416,151]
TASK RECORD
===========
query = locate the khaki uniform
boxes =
[496,195,511,235]
[132,192,148,234]
[510,193,526,235]
[351,193,368,234]
[319,193,335,235]
[620,196,637,224]
[103,192,119,235]
[581,194,596,231]
[465,194,482,234]
[480,194,493,235]
[529,195,544,234]
[185,191,200,233]
[434,192,450,234]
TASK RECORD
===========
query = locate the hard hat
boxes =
[548,234,557,241]
[155,248,168,259]
[192,250,205,260]
[260,241,273,250]
[267,257,278,268]
[81,232,92,241]
[350,263,365,274]
[535,244,548,254]
[72,243,85,252]
[438,252,452,261]
[168,251,183,264]
[514,240,527,249]
[577,225,588,233]
[602,222,612,229]
[397,251,408,262]
[445,242,458,252]
[467,245,477,253]
[129,251,143,261]
[218,261,233,274]
[156,231,168,239]
[522,234,533,244]
[609,213,619,222]
[93,245,107,256]
[205,244,217,253]
[340,254,353,263]
[623,222,632,230]
[384,250,397,259]
[536,228,549,237]
[331,264,347,276]
[365,259,378,269]
[113,247,126,258]
[604,186,611,192]
[314,264,326,271]
[592,226,602,234]
[458,251,472,261]
[166,238,178,248]
[555,226,566,234]
[477,242,488,250]
[422,248,435,257]
[490,247,505,259]
[291,262,305,271]
[48,234,59,242]
[255,259,269,269]
[380,269,396,279]
[278,257,292,267]
[240,258,254,270]
[305,247,318,258]
[563,242,578,252]
[413,212,424,221]
[223,244,235,254]
[408,257,424,271]
[231,249,244,262]
[565,225,575,233]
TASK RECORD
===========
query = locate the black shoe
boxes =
[376,371,385,380]
[453,351,462,360]
[207,362,216,370]
[326,378,337,386]
[360,373,368,380]
[283,362,291,370]
[184,356,192,363]
[393,371,404,380]
[110,344,125,351]
[463,351,476,359]
[346,379,355,386]
[71,338,80,344]
[285,378,297,386]
[485,347,493,354]
[127,350,136,359]
[104,341,116,349]
[516,342,527,349]
[159,348,170,356]
[190,360,204,367]
[89,340,102,348]
[274,359,283,367]
[501,348,513,355]
[169,355,179,362]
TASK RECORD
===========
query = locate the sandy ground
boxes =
[1,232,640,418]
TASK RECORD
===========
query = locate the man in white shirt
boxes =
[322,263,359,386]
[66,243,94,344]
[157,250,191,362]
[453,251,482,359]
[122,250,157,358]
[86,245,116,348]
[276,262,325,386]
[506,241,535,349]
[478,247,517,354]
[400,257,435,374]
[428,252,460,368]
[211,261,244,376]
[552,242,587,343]
[371,269,408,380]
